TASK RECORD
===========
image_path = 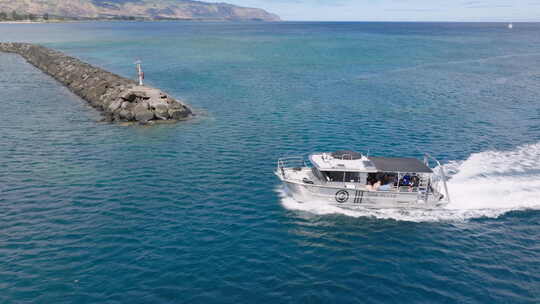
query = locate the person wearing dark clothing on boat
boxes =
[399,175,412,187]
[399,174,420,192]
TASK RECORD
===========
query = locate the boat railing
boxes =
[337,154,353,160]
[424,153,451,203]
[277,156,309,178]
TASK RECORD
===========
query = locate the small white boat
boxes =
[276,150,450,209]
[508,23,513,29]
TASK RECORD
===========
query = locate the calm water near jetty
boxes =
[1,22,539,303]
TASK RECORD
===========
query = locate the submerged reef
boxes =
[0,42,192,124]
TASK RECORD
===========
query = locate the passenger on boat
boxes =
[379,176,395,191]
[378,183,391,191]
[399,175,412,187]
[399,174,420,192]
[366,176,380,191]
[366,176,374,191]
[410,176,420,187]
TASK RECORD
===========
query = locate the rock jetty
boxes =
[0,42,192,124]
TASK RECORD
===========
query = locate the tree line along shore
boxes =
[0,11,167,22]
[0,11,61,22]
[0,11,253,23]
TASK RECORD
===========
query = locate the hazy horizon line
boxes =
[278,18,539,22]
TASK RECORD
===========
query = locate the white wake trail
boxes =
[279,142,540,222]
[445,142,540,211]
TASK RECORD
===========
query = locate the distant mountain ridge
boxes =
[0,0,280,21]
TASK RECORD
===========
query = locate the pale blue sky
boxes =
[213,0,540,21]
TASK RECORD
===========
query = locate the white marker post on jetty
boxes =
[135,59,144,86]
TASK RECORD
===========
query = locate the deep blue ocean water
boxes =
[1,22,539,303]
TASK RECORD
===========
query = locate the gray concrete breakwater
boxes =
[0,42,192,124]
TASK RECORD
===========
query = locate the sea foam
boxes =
[279,142,540,222]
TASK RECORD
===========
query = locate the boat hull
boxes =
[282,180,447,209]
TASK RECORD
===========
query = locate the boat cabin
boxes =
[309,150,433,192]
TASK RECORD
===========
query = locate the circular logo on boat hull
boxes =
[335,190,349,203]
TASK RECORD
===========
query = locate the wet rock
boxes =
[119,109,134,121]
[169,108,190,120]
[135,111,154,123]
[134,104,154,122]
[154,104,170,120]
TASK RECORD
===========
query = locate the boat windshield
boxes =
[320,171,367,183]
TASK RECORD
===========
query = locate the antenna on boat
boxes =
[135,59,144,86]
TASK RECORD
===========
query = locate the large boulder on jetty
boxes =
[134,109,155,123]
[0,42,192,124]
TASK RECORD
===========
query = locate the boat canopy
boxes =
[369,157,433,173]
[309,151,433,173]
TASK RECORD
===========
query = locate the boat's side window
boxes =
[320,171,331,182]
[344,172,366,183]
[323,171,344,182]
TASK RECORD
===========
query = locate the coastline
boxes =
[0,19,282,24]
[0,20,95,24]
[0,20,85,24]
[0,42,192,124]
[0,21,45,24]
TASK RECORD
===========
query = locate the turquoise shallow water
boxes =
[1,22,540,303]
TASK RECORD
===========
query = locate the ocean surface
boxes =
[1,22,539,303]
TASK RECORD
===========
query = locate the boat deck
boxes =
[281,167,428,193]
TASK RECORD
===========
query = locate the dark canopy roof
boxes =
[331,150,363,160]
[369,157,433,173]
